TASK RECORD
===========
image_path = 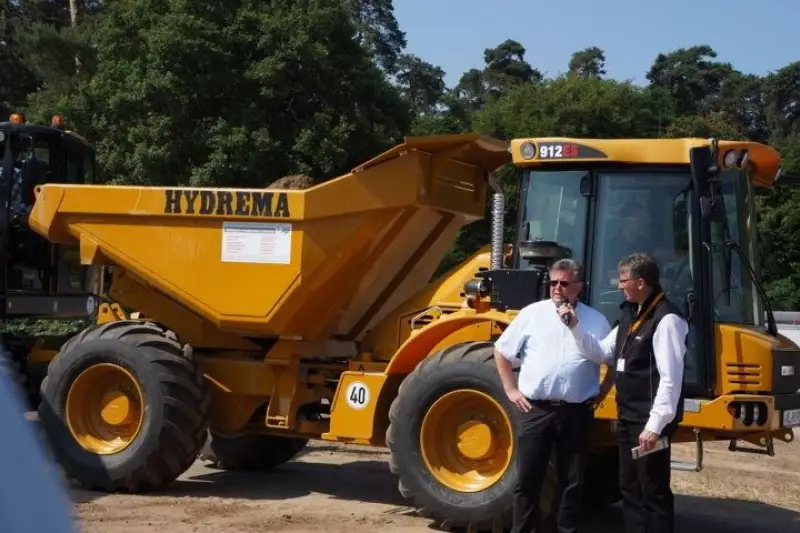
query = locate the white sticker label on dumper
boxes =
[221,222,292,264]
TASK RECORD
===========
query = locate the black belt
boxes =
[530,398,594,406]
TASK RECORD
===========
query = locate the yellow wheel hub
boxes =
[65,363,144,454]
[420,389,514,493]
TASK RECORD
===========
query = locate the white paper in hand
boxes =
[631,437,669,460]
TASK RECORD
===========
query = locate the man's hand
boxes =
[506,388,532,412]
[557,302,577,329]
[638,429,660,451]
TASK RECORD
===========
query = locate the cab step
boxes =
[728,434,775,456]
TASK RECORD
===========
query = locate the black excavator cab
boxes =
[0,114,100,320]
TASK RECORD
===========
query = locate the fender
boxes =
[384,308,514,375]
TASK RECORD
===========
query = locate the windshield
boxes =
[517,168,762,326]
[516,170,589,264]
[588,171,694,322]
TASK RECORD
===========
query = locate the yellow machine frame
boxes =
[22,133,798,530]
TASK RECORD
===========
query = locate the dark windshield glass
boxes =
[710,170,758,325]
[517,170,589,266]
[519,167,760,329]
[589,171,693,323]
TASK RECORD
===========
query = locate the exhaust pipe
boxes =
[487,173,504,270]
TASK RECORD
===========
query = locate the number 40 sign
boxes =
[345,381,370,410]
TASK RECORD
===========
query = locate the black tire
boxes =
[386,341,557,530]
[201,431,309,470]
[37,320,210,493]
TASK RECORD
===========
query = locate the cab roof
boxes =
[0,121,93,153]
[510,137,781,188]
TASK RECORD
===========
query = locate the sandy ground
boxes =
[63,438,800,533]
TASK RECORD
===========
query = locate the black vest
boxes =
[613,288,687,434]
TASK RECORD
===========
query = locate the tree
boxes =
[646,45,734,116]
[568,46,606,79]
[762,61,800,139]
[346,0,406,73]
[474,74,670,140]
[715,72,768,141]
[756,132,800,309]
[394,53,446,115]
[454,68,487,114]
[0,0,39,117]
[482,39,542,97]
[663,112,742,139]
[47,0,411,187]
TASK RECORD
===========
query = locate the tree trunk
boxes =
[70,0,82,73]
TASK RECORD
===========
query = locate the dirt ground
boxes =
[63,438,800,533]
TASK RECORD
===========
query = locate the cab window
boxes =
[517,170,589,266]
[710,170,757,325]
[589,170,698,383]
[589,171,694,321]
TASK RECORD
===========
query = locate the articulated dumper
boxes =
[3,117,800,529]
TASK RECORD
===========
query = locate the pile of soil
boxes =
[267,174,314,190]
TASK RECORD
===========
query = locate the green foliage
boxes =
[29,0,413,187]
[646,45,734,116]
[568,47,607,79]
[1,0,40,117]
[473,75,673,139]
[2,318,91,337]
[756,133,800,308]
[762,62,800,138]
[663,113,743,139]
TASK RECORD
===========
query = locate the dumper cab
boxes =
[471,138,800,444]
[0,113,99,319]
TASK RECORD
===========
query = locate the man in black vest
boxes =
[556,253,688,533]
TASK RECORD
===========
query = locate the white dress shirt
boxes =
[569,312,689,435]
[495,299,612,404]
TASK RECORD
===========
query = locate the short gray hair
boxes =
[550,258,583,281]
[618,253,659,287]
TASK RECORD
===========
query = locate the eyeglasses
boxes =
[549,280,571,288]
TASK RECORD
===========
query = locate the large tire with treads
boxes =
[201,431,308,471]
[37,320,210,492]
[386,341,557,530]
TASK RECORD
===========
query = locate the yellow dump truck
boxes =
[10,129,800,529]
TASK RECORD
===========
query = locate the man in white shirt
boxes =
[558,253,688,533]
[494,258,614,533]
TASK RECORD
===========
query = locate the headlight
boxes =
[520,142,536,160]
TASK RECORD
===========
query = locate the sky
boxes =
[393,0,798,88]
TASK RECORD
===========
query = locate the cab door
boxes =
[51,138,96,296]
[1,129,98,319]
[687,146,719,397]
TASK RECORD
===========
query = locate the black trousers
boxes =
[512,400,594,533]
[617,420,675,533]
